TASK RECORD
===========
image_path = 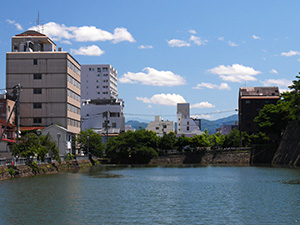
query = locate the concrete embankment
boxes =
[149,151,251,165]
[0,159,92,181]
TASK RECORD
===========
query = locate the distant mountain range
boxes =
[125,114,239,134]
[201,114,238,134]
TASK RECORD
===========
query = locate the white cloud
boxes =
[260,78,292,88]
[207,64,261,83]
[191,114,212,119]
[188,29,197,34]
[281,50,300,57]
[252,35,261,40]
[167,39,191,47]
[138,45,153,49]
[137,93,186,106]
[6,19,23,31]
[193,82,231,90]
[218,37,224,41]
[70,45,104,56]
[228,40,239,47]
[111,27,135,43]
[279,88,290,93]
[191,102,215,109]
[136,97,152,103]
[190,35,208,46]
[270,69,278,74]
[60,40,72,45]
[147,105,153,108]
[29,22,135,43]
[120,67,186,86]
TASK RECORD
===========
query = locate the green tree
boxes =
[12,133,59,163]
[210,133,226,149]
[159,132,177,152]
[175,135,191,152]
[39,134,60,161]
[76,129,103,157]
[190,130,211,149]
[106,129,159,164]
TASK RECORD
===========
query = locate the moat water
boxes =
[0,165,299,225]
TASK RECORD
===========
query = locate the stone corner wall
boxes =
[272,121,300,166]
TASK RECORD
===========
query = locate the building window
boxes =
[163,125,167,128]
[33,118,42,123]
[245,100,251,104]
[187,121,189,125]
[97,68,101,72]
[187,126,189,131]
[97,92,100,94]
[112,123,117,128]
[97,74,100,77]
[156,127,159,130]
[33,103,42,109]
[33,59,38,65]
[33,88,42,94]
[33,74,42,79]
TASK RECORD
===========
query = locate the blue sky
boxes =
[1,0,300,122]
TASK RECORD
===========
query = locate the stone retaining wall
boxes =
[149,151,251,165]
[0,159,93,181]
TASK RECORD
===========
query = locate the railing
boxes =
[0,155,88,167]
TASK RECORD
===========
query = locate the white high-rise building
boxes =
[81,65,118,101]
[81,64,125,134]
[177,103,202,136]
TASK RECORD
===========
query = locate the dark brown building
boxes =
[239,87,280,134]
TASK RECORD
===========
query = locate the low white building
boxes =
[146,116,175,137]
[177,103,202,136]
[81,99,125,134]
[41,124,75,157]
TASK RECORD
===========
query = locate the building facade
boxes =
[146,116,175,137]
[0,94,15,125]
[239,87,280,134]
[177,103,202,135]
[6,30,81,134]
[81,64,125,134]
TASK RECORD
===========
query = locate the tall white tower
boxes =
[81,64,125,134]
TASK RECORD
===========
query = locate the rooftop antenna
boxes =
[36,11,44,33]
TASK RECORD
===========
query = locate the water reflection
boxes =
[0,166,299,224]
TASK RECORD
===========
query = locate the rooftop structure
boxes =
[6,30,81,136]
[146,116,175,137]
[238,87,280,134]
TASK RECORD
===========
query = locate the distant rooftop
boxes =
[15,30,47,37]
[239,87,279,97]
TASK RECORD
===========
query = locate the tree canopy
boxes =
[76,129,103,157]
[255,75,300,139]
[12,133,59,162]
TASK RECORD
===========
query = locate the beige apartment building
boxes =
[6,30,81,134]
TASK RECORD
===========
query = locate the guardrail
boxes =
[0,155,90,166]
